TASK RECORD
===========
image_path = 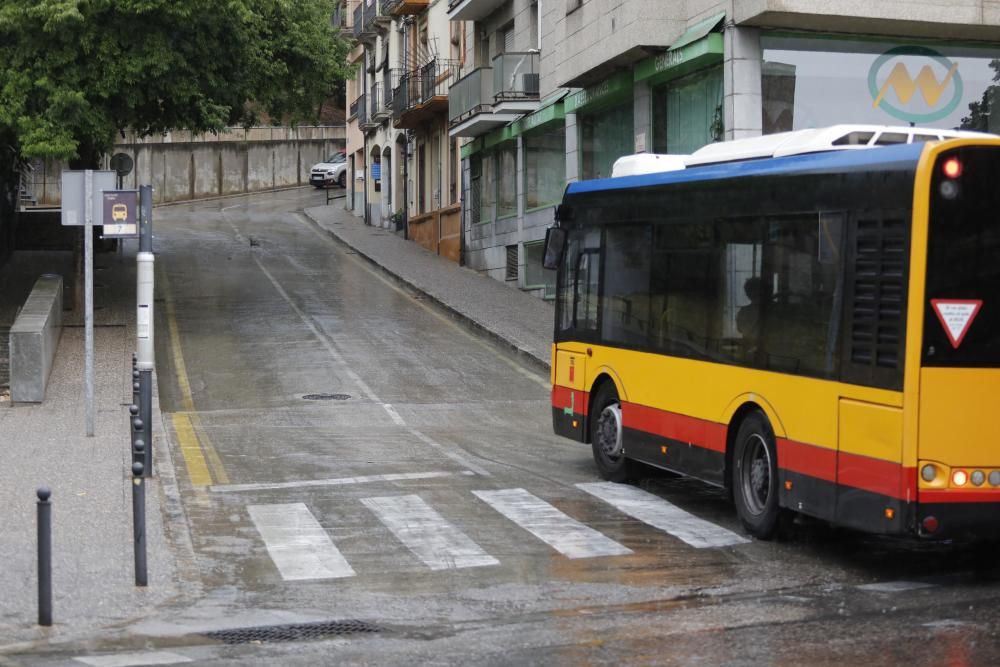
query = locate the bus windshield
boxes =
[924,146,1000,367]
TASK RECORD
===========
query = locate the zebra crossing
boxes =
[247,482,749,581]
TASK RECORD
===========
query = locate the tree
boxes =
[961,59,999,133]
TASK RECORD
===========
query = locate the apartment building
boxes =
[446,0,1000,298]
[345,0,466,260]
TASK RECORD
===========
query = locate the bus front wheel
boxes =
[732,411,781,539]
[590,383,631,483]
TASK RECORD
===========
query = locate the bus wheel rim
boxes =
[741,433,771,515]
[598,404,623,460]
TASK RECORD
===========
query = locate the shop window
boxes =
[497,143,517,219]
[524,125,566,209]
[524,240,556,297]
[652,66,723,155]
[479,152,496,223]
[580,103,633,180]
[761,36,1000,134]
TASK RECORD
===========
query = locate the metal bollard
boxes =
[132,416,146,473]
[138,370,153,477]
[129,404,140,464]
[37,488,52,626]
[132,443,148,587]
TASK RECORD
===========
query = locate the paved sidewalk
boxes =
[303,203,555,371]
[0,247,183,649]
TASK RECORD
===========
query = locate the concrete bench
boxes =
[10,274,63,403]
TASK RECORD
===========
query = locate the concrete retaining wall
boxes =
[26,127,346,206]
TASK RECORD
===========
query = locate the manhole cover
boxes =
[303,393,351,401]
[204,619,381,644]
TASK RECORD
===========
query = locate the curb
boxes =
[300,208,551,374]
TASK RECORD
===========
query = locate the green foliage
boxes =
[0,0,351,164]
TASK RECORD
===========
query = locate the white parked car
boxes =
[310,151,347,188]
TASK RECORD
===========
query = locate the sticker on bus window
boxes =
[931,299,983,349]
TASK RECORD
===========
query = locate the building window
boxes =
[761,35,1000,134]
[652,66,724,155]
[497,143,517,219]
[505,244,519,280]
[524,240,557,297]
[580,103,633,180]
[499,22,515,55]
[524,124,566,209]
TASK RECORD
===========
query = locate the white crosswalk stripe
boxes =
[362,494,499,570]
[577,482,749,548]
[248,503,356,580]
[473,488,632,559]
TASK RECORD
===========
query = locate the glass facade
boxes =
[762,35,1000,133]
[497,143,517,219]
[580,103,634,180]
[524,124,566,209]
[652,66,724,154]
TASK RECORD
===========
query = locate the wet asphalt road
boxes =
[13,188,1000,665]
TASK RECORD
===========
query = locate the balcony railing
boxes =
[363,0,377,31]
[382,0,429,15]
[352,2,364,39]
[372,80,392,120]
[350,93,364,120]
[448,67,492,124]
[361,88,379,130]
[492,52,540,101]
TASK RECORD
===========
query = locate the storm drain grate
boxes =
[204,619,381,644]
[303,393,351,401]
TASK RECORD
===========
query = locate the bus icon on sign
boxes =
[112,203,128,221]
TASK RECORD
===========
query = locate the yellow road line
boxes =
[172,413,212,487]
[160,267,229,485]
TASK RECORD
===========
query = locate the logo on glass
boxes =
[868,46,963,123]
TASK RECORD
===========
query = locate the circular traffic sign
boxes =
[110,152,134,178]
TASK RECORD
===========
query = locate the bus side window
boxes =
[575,250,601,331]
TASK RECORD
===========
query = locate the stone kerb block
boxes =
[10,274,63,403]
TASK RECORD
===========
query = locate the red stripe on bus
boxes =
[776,438,837,484]
[551,384,588,415]
[919,490,1000,504]
[838,451,917,501]
[622,402,727,453]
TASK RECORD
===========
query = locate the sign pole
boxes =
[84,169,95,437]
[136,185,155,475]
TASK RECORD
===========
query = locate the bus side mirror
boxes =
[542,227,566,270]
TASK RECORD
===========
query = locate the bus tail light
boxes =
[920,464,937,482]
[943,157,962,178]
[971,470,985,486]
[922,516,940,534]
[990,471,1000,487]
[952,470,968,487]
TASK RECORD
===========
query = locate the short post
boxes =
[37,487,52,626]
[132,444,148,587]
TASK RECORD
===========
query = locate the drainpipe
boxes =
[402,131,409,240]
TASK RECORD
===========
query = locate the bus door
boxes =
[552,228,601,441]
[915,145,1000,538]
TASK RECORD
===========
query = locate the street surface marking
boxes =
[242,244,491,477]
[362,494,499,570]
[857,581,936,593]
[473,488,632,559]
[576,482,750,549]
[171,413,212,487]
[160,267,229,485]
[74,652,192,666]
[211,470,462,493]
[248,503,355,580]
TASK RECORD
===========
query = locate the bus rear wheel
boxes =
[590,383,631,483]
[732,411,781,539]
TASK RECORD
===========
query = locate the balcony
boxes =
[382,0,428,16]
[392,60,457,130]
[349,93,363,121]
[353,0,377,41]
[372,78,393,122]
[447,0,506,22]
[448,53,540,137]
[359,90,379,132]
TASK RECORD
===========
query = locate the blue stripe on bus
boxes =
[565,143,926,195]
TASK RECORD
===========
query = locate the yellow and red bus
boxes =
[544,133,1000,540]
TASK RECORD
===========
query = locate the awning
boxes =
[670,12,725,51]
[564,71,634,114]
[509,89,569,137]
[634,13,725,86]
